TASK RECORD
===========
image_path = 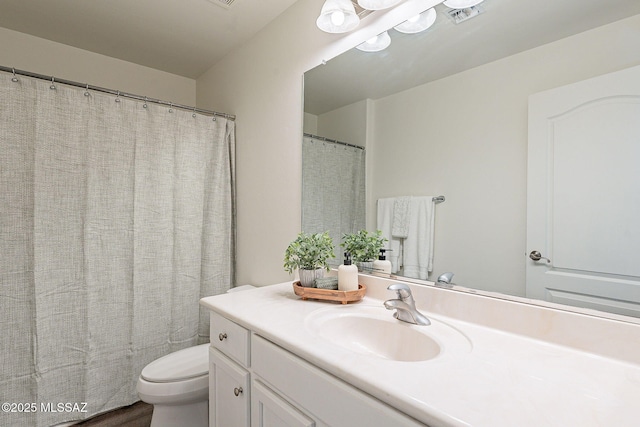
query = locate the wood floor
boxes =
[75,402,152,427]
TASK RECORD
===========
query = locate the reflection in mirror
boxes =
[302,133,366,264]
[302,0,640,321]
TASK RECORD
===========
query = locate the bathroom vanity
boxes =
[200,275,640,426]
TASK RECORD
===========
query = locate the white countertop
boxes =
[200,278,640,427]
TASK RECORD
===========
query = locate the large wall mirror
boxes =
[302,0,640,322]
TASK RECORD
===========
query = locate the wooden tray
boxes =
[293,281,366,304]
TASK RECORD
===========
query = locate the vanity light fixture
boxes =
[355,31,391,52]
[394,7,437,34]
[442,0,484,8]
[316,0,360,33]
[357,0,403,11]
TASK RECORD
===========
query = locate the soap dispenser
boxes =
[373,249,392,276]
[338,252,358,291]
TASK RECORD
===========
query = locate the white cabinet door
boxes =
[527,64,640,317]
[210,346,250,427]
[252,380,315,427]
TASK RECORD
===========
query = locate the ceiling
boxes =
[0,0,299,79]
[305,0,640,115]
[2,0,639,88]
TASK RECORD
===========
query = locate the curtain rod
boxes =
[1,65,235,121]
[303,133,365,151]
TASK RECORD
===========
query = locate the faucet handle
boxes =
[387,283,412,299]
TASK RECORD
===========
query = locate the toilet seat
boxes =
[137,374,208,405]
[141,344,209,383]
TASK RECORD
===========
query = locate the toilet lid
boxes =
[141,344,209,383]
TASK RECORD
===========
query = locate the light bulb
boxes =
[330,10,346,26]
[393,8,437,34]
[356,31,390,52]
[316,0,360,34]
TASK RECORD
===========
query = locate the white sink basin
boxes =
[304,304,471,362]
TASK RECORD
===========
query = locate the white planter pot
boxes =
[356,261,374,273]
[299,268,325,287]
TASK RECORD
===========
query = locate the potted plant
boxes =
[340,230,387,271]
[284,231,336,287]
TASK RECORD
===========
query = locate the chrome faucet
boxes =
[383,283,430,326]
[436,272,454,287]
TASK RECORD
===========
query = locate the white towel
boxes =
[401,197,435,280]
[392,196,411,238]
[376,198,402,274]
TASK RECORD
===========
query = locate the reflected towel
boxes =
[392,196,411,238]
[401,197,435,280]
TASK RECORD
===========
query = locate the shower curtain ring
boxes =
[169,103,173,113]
[50,76,56,90]
[11,68,19,82]
[115,90,121,103]
[84,84,90,97]
[212,116,216,121]
[192,107,197,118]
[143,96,148,108]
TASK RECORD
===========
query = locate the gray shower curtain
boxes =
[0,74,235,427]
[302,135,365,262]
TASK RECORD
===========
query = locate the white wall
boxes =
[0,27,195,105]
[197,0,440,286]
[303,112,318,135]
[316,99,368,148]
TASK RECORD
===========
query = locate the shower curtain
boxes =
[0,74,235,427]
[302,135,365,262]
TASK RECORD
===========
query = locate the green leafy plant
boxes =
[283,232,336,274]
[340,230,387,263]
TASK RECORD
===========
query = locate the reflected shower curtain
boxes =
[0,74,235,427]
[302,136,365,261]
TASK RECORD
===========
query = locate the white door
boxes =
[527,65,640,318]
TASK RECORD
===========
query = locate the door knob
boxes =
[529,250,551,263]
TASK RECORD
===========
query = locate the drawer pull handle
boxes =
[218,332,227,341]
[234,387,243,397]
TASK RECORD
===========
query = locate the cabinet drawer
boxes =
[252,335,426,427]
[210,311,250,366]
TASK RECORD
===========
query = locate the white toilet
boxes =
[137,343,210,427]
[137,285,254,427]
